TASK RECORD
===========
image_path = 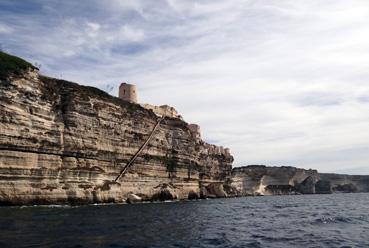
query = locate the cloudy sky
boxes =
[1,0,369,174]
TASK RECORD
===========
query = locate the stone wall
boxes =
[140,103,182,119]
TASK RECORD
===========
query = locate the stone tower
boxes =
[119,82,138,103]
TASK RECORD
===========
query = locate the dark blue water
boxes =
[1,193,369,248]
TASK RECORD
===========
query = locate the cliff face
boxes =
[0,66,233,205]
[319,173,369,193]
[231,165,369,195]
[2,52,368,205]
[231,165,318,195]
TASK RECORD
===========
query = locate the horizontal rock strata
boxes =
[0,66,233,205]
[231,165,369,196]
[1,52,368,205]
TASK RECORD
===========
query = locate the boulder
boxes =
[206,194,217,199]
[136,193,151,201]
[126,193,142,204]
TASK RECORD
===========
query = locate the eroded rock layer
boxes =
[0,69,233,205]
[231,165,318,195]
[231,165,369,196]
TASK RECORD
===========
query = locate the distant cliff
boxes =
[0,52,233,205]
[231,165,369,196]
[319,173,369,193]
[1,52,368,205]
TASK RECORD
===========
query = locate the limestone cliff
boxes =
[0,52,233,205]
[318,173,369,193]
[2,52,368,205]
[231,165,369,196]
[231,165,318,195]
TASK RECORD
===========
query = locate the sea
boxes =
[0,193,369,248]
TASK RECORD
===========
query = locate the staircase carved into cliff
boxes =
[114,116,165,182]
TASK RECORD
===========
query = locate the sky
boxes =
[1,0,369,174]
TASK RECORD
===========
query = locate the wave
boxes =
[313,216,357,224]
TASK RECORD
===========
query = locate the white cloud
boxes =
[117,25,145,42]
[86,22,100,38]
[2,0,369,174]
[0,23,12,33]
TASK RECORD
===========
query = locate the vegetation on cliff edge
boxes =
[0,51,171,120]
[0,51,36,80]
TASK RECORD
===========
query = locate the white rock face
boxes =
[0,71,233,205]
[231,165,369,195]
[231,165,319,196]
[126,193,142,204]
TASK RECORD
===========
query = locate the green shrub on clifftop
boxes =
[0,51,36,80]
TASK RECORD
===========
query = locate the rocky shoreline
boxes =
[231,165,369,197]
[0,51,368,206]
[0,51,234,205]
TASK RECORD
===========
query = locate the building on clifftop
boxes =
[119,82,138,103]
[117,82,231,157]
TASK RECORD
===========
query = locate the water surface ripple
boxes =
[1,193,369,247]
